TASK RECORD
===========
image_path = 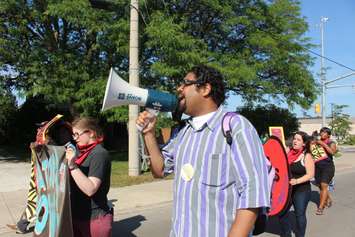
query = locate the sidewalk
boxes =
[0,148,354,236]
[0,159,173,236]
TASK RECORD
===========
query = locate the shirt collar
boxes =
[186,106,225,131]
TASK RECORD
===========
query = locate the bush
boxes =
[344,135,355,145]
[236,104,299,138]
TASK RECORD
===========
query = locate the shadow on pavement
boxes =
[112,215,146,237]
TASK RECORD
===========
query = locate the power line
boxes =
[307,49,355,72]
[254,26,355,72]
[130,4,148,26]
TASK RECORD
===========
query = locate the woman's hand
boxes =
[65,147,77,169]
[290,178,298,186]
[316,140,326,146]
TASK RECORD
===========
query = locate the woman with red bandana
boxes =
[279,131,315,237]
[66,117,112,237]
[314,127,337,215]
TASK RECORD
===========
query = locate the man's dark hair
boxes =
[320,127,332,136]
[188,65,226,106]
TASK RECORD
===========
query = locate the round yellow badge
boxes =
[181,163,195,181]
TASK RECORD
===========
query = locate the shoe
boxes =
[316,208,324,215]
[326,200,333,208]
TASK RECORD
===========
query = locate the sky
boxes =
[226,0,355,118]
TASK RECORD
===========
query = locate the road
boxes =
[0,149,354,237]
[110,168,355,237]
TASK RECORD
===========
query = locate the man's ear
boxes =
[201,83,212,97]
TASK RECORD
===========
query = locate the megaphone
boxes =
[101,68,178,112]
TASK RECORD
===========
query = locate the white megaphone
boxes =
[102,68,178,130]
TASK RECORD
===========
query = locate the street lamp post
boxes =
[320,16,328,128]
[321,71,355,127]
[319,17,355,127]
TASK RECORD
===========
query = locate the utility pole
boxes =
[90,0,141,176]
[320,16,328,128]
[128,0,140,176]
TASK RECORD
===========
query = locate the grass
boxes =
[109,150,173,187]
[111,161,164,187]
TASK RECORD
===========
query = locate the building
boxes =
[298,117,355,135]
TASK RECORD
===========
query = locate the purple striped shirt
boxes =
[162,106,271,237]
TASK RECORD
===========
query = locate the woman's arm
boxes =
[289,153,315,185]
[66,147,102,197]
[317,140,337,155]
[70,169,102,197]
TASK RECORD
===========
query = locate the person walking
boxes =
[137,65,270,237]
[314,127,337,215]
[279,131,314,237]
[66,117,112,237]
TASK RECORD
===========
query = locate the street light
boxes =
[320,16,328,127]
[321,71,355,127]
[90,0,141,176]
[318,17,355,127]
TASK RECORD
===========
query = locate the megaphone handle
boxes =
[136,108,159,132]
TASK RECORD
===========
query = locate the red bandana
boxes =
[75,138,103,165]
[287,148,304,164]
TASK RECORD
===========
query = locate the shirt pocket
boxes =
[200,153,227,188]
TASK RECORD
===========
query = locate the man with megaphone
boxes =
[136,65,271,237]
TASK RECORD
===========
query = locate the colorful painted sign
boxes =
[269,126,285,147]
[263,136,291,217]
[33,145,73,237]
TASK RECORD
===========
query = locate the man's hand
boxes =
[136,110,157,135]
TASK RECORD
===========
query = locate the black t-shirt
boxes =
[70,144,111,220]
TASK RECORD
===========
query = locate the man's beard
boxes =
[172,96,185,121]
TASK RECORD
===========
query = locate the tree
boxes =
[1,0,317,123]
[329,104,352,144]
[237,104,299,138]
[0,0,130,119]
[141,0,317,109]
[0,85,17,144]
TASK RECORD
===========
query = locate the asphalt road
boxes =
[113,166,355,237]
[1,149,354,237]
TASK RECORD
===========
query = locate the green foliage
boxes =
[344,135,355,145]
[0,0,130,120]
[141,0,317,108]
[329,104,352,144]
[0,87,17,144]
[237,104,299,138]
[155,112,176,129]
[1,0,317,125]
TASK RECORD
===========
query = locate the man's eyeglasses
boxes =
[179,78,205,87]
[72,130,90,139]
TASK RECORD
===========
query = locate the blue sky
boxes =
[226,0,355,118]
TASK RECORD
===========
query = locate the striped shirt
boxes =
[162,106,270,237]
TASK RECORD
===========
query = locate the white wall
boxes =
[298,117,355,135]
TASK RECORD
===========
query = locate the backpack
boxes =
[222,112,291,235]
